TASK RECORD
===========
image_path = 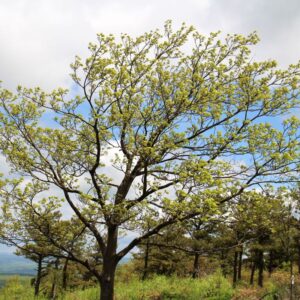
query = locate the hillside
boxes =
[0,253,35,275]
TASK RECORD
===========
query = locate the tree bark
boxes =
[238,247,243,281]
[298,244,300,275]
[100,260,117,300]
[50,282,56,300]
[290,259,294,300]
[50,258,59,300]
[142,238,150,280]
[268,250,274,277]
[233,251,238,286]
[34,255,43,297]
[220,250,226,277]
[192,253,200,279]
[257,250,264,287]
[250,261,255,285]
[100,226,118,300]
[62,257,69,290]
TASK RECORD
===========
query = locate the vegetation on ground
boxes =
[1,269,299,300]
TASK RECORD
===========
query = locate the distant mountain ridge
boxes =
[0,252,130,276]
[0,253,35,275]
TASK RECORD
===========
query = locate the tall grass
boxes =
[115,271,233,300]
[0,276,37,300]
[1,270,295,299]
[0,271,233,300]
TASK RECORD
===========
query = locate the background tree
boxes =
[133,223,191,278]
[0,178,96,296]
[0,179,62,296]
[1,22,300,300]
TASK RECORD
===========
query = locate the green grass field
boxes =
[0,270,294,300]
[0,272,233,300]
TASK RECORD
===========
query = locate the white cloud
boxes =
[0,155,10,177]
[0,0,299,91]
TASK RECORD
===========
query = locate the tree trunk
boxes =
[62,257,69,290]
[220,250,226,277]
[142,238,150,280]
[298,244,300,275]
[34,255,43,297]
[192,253,200,278]
[238,247,243,281]
[100,226,118,300]
[250,261,255,285]
[268,250,274,277]
[233,251,238,286]
[257,250,264,287]
[50,258,59,300]
[50,282,56,300]
[290,260,294,300]
[100,259,117,300]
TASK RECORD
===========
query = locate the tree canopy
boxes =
[1,22,300,300]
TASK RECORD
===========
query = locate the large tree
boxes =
[1,22,300,299]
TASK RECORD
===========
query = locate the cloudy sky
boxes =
[0,0,300,254]
[0,0,300,91]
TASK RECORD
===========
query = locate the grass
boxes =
[115,272,233,300]
[0,270,295,300]
[0,271,233,300]
[0,275,35,300]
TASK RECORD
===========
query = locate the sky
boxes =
[0,0,300,254]
[0,0,300,91]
